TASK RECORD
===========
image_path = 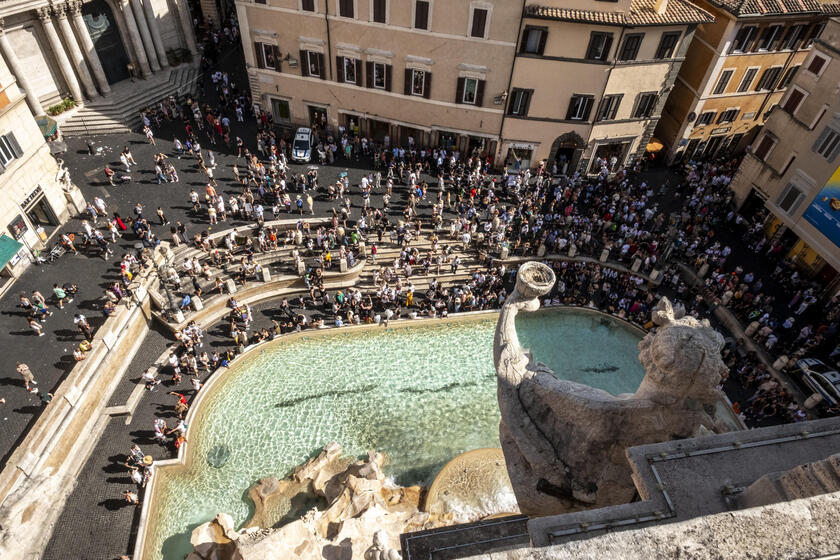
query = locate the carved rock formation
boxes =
[494,262,731,516]
[187,443,426,560]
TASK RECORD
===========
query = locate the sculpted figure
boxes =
[494,262,729,515]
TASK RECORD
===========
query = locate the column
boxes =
[118,0,151,78]
[173,0,198,56]
[140,0,168,69]
[68,0,111,95]
[0,20,45,116]
[53,3,98,99]
[37,7,84,102]
[129,0,160,72]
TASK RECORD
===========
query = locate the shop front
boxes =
[588,138,634,174]
[503,142,536,171]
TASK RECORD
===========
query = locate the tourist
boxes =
[16,362,37,392]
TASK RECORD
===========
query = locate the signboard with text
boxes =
[802,164,840,249]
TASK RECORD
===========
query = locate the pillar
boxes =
[68,0,111,95]
[0,20,44,116]
[117,0,151,77]
[37,7,84,102]
[53,3,98,99]
[129,0,160,72]
[173,0,198,56]
[140,0,168,68]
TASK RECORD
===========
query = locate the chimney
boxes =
[654,0,669,15]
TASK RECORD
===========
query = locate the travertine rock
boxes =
[187,444,427,560]
[494,262,730,516]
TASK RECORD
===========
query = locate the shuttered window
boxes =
[470,8,487,38]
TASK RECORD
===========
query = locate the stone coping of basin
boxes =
[130,304,741,560]
[497,254,662,285]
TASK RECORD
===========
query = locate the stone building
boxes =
[0,0,198,116]
[0,58,85,294]
[237,0,522,160]
[498,0,713,173]
[236,0,710,173]
[727,17,840,283]
[656,0,840,163]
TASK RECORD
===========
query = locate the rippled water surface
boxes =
[148,309,645,559]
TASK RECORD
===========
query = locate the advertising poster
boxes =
[802,164,840,249]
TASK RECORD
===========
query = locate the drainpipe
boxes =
[497,0,527,168]
[324,1,333,81]
[584,27,626,173]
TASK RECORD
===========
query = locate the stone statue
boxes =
[494,262,730,516]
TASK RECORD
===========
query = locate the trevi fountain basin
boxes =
[139,262,738,560]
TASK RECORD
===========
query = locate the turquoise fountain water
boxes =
[148,309,646,559]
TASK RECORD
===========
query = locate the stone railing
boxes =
[0,247,166,560]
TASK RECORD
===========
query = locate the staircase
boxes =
[60,64,200,136]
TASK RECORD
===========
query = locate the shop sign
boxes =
[22,185,43,208]
[711,127,731,135]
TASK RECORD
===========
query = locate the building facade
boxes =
[0,58,85,293]
[657,0,839,163]
[499,0,713,173]
[0,0,198,116]
[727,17,840,284]
[238,0,522,159]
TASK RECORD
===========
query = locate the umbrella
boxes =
[36,115,57,138]
[646,138,664,153]
[338,171,348,178]
[307,165,319,170]
[48,140,68,155]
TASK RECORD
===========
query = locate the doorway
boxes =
[83,0,130,84]
[25,196,58,235]
[308,105,327,130]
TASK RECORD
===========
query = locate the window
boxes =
[470,7,488,38]
[597,94,623,121]
[301,0,315,11]
[507,88,532,116]
[695,111,716,125]
[632,92,658,118]
[782,87,806,115]
[338,0,354,18]
[757,25,783,51]
[807,54,828,76]
[781,25,805,50]
[521,27,547,55]
[717,109,739,123]
[270,98,291,123]
[457,77,483,105]
[586,32,613,61]
[730,25,757,53]
[813,127,840,161]
[779,65,800,88]
[254,42,279,70]
[753,133,776,160]
[804,22,825,48]
[372,62,387,89]
[300,50,323,78]
[713,69,734,95]
[566,94,594,120]
[372,0,386,22]
[756,66,783,91]
[737,68,758,92]
[618,33,644,61]
[655,32,681,59]
[0,132,22,169]
[404,68,430,97]
[414,0,430,30]
[336,56,360,85]
[777,183,805,214]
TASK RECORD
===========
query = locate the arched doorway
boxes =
[83,0,130,84]
[548,132,585,176]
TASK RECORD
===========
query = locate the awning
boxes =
[0,235,23,267]
[36,115,57,138]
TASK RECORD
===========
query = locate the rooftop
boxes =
[525,0,715,27]
[704,0,840,17]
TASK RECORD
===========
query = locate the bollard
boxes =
[500,246,510,259]
[568,244,577,258]
[173,309,185,323]
[772,355,789,371]
[649,269,661,282]
[744,321,760,337]
[631,258,642,272]
[191,295,203,311]
[537,244,546,257]
[261,267,271,282]
[358,241,367,257]
[297,260,306,276]
[340,258,348,272]
[600,248,609,262]
[698,262,710,278]
[225,279,237,294]
[804,393,824,409]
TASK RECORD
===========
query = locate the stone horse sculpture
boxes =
[494,261,730,516]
